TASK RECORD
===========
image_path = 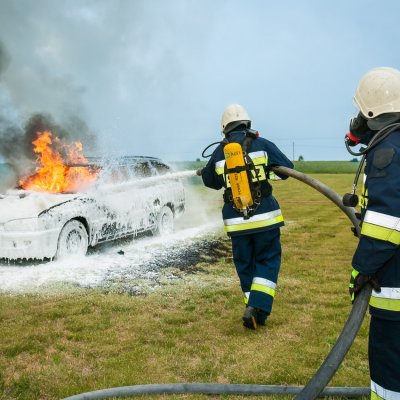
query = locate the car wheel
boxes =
[154,206,174,236]
[56,220,88,259]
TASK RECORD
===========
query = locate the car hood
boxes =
[0,190,79,223]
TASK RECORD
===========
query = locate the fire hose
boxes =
[63,167,370,400]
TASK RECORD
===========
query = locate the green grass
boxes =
[292,161,360,174]
[0,174,369,400]
[172,160,360,175]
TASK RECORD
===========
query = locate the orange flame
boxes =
[19,131,98,193]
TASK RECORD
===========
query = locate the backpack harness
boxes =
[222,129,272,219]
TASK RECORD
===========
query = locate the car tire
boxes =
[56,220,89,259]
[153,206,174,236]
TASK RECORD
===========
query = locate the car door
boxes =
[94,163,148,240]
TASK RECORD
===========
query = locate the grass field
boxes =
[0,173,370,400]
[172,160,360,175]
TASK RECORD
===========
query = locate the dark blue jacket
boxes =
[353,129,400,320]
[201,129,293,237]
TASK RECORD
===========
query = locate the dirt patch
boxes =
[149,238,232,273]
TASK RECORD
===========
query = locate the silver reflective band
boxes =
[364,210,400,231]
[215,159,225,171]
[224,209,282,226]
[248,150,267,162]
[372,287,400,300]
[371,380,400,399]
[252,277,277,289]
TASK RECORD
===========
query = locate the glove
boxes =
[196,168,203,176]
[350,212,361,238]
[349,268,381,303]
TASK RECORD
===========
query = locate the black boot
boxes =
[242,306,257,330]
[256,309,269,326]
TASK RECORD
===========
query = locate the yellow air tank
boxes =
[223,142,253,215]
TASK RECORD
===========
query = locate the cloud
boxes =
[0,39,10,79]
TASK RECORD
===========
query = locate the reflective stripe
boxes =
[214,151,267,176]
[248,150,267,162]
[269,171,282,181]
[359,174,368,208]
[371,380,400,400]
[249,151,267,166]
[243,292,250,304]
[361,210,400,244]
[362,223,400,244]
[351,268,359,279]
[370,287,400,312]
[252,277,277,289]
[364,211,400,230]
[224,209,283,233]
[251,285,275,297]
[215,160,225,175]
[251,277,276,297]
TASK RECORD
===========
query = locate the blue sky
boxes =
[1,0,400,162]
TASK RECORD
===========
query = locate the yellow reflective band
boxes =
[215,167,224,175]
[361,222,400,244]
[243,292,250,305]
[359,186,368,208]
[225,214,284,233]
[371,392,383,400]
[251,156,267,165]
[269,171,282,181]
[359,195,368,208]
[250,283,276,297]
[351,269,359,279]
[370,296,400,312]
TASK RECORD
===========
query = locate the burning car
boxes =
[0,131,185,260]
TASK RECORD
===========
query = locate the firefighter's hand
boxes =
[351,212,361,237]
[349,268,381,303]
[196,168,203,176]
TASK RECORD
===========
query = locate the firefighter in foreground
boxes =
[197,104,293,329]
[345,67,400,398]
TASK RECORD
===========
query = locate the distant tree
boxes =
[350,158,359,162]
[298,155,304,161]
[196,158,201,162]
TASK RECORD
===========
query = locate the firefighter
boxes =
[345,67,400,398]
[197,104,293,329]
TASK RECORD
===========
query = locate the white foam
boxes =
[0,220,220,294]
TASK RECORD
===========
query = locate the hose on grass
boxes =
[63,167,370,400]
[63,383,369,399]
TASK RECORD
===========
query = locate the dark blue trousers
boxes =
[231,228,281,314]
[369,317,400,396]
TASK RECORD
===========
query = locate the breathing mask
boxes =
[343,113,400,207]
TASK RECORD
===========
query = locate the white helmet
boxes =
[221,104,250,133]
[354,67,400,118]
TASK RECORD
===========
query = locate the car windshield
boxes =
[72,157,172,185]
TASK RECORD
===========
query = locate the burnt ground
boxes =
[148,238,232,272]
[96,235,233,296]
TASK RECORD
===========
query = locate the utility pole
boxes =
[292,141,295,162]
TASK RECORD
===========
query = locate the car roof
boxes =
[67,156,168,168]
